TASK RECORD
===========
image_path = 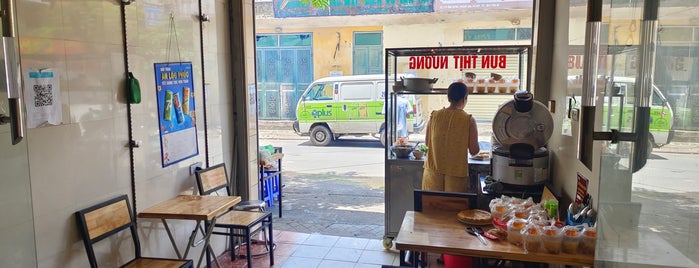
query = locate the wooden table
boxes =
[138,195,241,268]
[394,211,594,267]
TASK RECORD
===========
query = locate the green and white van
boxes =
[570,76,674,155]
[604,76,674,153]
[292,74,425,146]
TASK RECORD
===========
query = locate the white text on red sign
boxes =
[408,55,508,70]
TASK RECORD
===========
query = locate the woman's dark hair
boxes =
[447,82,468,103]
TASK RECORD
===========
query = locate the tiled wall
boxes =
[5,0,250,266]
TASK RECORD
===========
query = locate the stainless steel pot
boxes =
[401,77,438,92]
[491,145,549,186]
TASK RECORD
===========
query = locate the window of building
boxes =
[256,35,278,47]
[353,32,383,75]
[280,34,313,46]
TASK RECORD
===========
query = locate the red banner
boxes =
[408,55,508,70]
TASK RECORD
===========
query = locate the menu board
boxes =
[154,62,198,167]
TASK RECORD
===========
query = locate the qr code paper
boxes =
[33,84,53,107]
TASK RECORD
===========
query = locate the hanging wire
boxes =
[166,12,183,63]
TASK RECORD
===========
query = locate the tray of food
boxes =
[457,209,492,226]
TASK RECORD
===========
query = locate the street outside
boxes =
[260,121,699,264]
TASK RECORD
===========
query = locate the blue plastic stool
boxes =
[260,168,280,207]
[259,146,283,217]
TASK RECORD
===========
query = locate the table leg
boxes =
[202,220,223,268]
[245,227,252,267]
[278,168,283,218]
[161,218,182,259]
[268,214,274,266]
[184,221,202,259]
[196,218,218,268]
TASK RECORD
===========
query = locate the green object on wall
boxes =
[127,72,141,104]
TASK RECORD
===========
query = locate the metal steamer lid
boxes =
[492,91,554,149]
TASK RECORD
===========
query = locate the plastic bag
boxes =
[259,149,277,169]
[521,222,542,253]
[127,72,141,104]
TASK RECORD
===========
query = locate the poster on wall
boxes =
[24,68,62,128]
[154,62,198,167]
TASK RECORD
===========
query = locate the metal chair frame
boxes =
[74,195,193,268]
[194,163,274,267]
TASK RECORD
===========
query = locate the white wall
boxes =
[10,0,239,266]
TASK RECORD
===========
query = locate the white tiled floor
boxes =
[217,230,409,268]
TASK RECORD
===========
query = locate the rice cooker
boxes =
[490,91,553,186]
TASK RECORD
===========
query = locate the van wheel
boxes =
[310,125,332,146]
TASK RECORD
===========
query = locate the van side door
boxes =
[336,81,379,134]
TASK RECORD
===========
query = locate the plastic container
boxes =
[561,226,581,254]
[465,78,476,92]
[507,218,527,246]
[489,200,509,219]
[497,79,508,93]
[509,78,520,92]
[522,223,542,253]
[443,254,472,268]
[580,226,597,255]
[542,226,562,254]
[513,206,528,219]
[487,79,497,93]
[475,79,487,93]
[543,199,559,220]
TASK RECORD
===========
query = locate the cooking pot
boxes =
[401,77,438,92]
[492,91,553,149]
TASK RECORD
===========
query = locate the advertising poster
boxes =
[154,62,198,167]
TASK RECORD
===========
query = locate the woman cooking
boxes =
[422,82,480,193]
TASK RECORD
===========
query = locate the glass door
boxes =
[591,1,699,266]
[0,0,36,266]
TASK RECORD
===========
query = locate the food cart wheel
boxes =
[382,237,393,249]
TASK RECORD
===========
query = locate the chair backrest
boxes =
[194,163,230,196]
[74,195,140,268]
[413,190,477,212]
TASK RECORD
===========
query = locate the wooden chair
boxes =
[400,190,478,267]
[194,163,274,268]
[74,195,192,268]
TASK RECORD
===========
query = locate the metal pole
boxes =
[577,0,603,170]
[1,0,24,145]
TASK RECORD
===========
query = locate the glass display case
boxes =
[382,45,530,248]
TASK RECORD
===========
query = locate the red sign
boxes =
[408,55,508,70]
